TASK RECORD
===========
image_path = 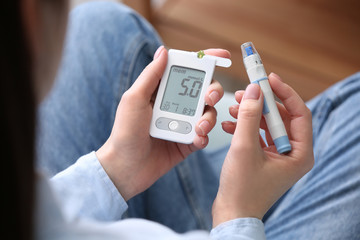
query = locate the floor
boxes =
[150,0,360,100]
[72,0,360,101]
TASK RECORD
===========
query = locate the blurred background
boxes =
[73,0,360,101]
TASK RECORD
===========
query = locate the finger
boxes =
[259,102,292,141]
[229,105,239,119]
[228,90,245,119]
[234,92,270,144]
[192,135,209,150]
[222,121,236,134]
[235,90,245,103]
[268,73,312,143]
[195,105,217,136]
[237,90,287,125]
[233,84,263,148]
[222,121,268,148]
[128,46,167,101]
[205,80,224,106]
[203,49,231,59]
[233,102,274,130]
[236,88,292,144]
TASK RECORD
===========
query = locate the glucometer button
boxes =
[169,121,179,131]
[155,117,192,134]
[155,117,170,130]
[177,121,192,134]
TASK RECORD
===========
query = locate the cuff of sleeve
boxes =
[210,218,266,240]
[51,151,128,221]
[91,151,128,218]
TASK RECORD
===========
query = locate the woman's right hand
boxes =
[96,47,229,202]
[212,73,314,227]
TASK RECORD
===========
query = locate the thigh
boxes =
[36,2,161,176]
[126,146,228,232]
[265,72,360,239]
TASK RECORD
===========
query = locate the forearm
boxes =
[47,152,266,239]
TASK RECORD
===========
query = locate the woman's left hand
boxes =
[212,74,314,226]
[96,46,230,201]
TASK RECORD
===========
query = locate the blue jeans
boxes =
[36,2,360,239]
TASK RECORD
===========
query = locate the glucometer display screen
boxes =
[160,66,205,116]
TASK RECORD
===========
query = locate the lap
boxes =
[265,72,360,239]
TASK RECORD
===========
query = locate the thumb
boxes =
[233,84,263,147]
[129,46,167,100]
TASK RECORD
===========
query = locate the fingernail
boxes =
[235,90,244,100]
[229,105,239,116]
[235,90,244,96]
[230,104,239,112]
[243,84,260,100]
[270,72,282,82]
[199,120,210,136]
[153,45,164,60]
[209,91,220,105]
[200,136,207,147]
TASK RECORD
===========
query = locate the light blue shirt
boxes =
[35,152,266,239]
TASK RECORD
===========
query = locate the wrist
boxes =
[96,141,135,201]
[212,194,263,227]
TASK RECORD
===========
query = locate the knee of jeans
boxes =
[70,1,162,46]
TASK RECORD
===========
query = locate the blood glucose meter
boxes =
[150,49,231,144]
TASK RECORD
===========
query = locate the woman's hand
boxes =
[96,46,230,201]
[212,73,314,227]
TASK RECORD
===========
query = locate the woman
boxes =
[3,0,360,239]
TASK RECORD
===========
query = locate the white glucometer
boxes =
[150,49,232,144]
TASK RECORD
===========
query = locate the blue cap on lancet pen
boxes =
[241,42,257,58]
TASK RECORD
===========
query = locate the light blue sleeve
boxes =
[50,151,127,221]
[42,152,266,239]
[210,218,266,240]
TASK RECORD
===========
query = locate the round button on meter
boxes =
[168,120,179,131]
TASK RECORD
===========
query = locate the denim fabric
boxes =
[36,1,162,175]
[263,72,360,239]
[36,1,360,239]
